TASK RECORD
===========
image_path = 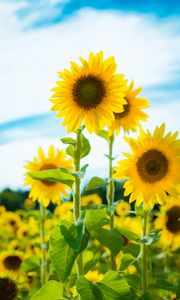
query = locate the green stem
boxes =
[142,209,148,293]
[40,203,47,286]
[107,133,116,270]
[73,128,84,280]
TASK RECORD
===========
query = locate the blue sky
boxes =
[0,0,179,188]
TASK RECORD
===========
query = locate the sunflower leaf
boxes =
[60,137,76,145]
[28,169,74,187]
[30,280,66,300]
[94,228,123,256]
[137,230,161,245]
[80,134,91,158]
[66,145,75,157]
[97,130,109,141]
[85,176,107,191]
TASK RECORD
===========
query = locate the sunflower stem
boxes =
[40,203,47,286]
[142,208,148,294]
[106,132,116,270]
[73,128,84,282]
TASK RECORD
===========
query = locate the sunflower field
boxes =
[0,51,180,300]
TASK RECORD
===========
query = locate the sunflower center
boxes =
[72,75,106,109]
[3,255,22,271]
[40,163,57,186]
[114,98,130,119]
[166,206,180,233]
[136,149,168,183]
[0,278,18,300]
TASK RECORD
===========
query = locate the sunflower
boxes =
[0,206,6,217]
[114,124,180,209]
[155,197,180,250]
[0,251,24,273]
[116,201,131,217]
[24,145,73,207]
[0,212,22,235]
[85,270,103,282]
[50,51,127,133]
[0,273,21,300]
[54,201,73,221]
[81,194,102,206]
[109,80,149,135]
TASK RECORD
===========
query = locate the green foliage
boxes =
[49,218,89,282]
[60,212,89,252]
[119,254,140,273]
[30,280,66,300]
[94,228,123,256]
[28,169,74,188]
[60,164,89,179]
[60,137,76,145]
[86,207,109,231]
[21,256,40,273]
[137,230,161,245]
[97,130,109,141]
[85,177,107,191]
[77,271,132,300]
[97,271,132,299]
[123,243,141,258]
[80,134,91,158]
[117,226,139,241]
[0,188,28,210]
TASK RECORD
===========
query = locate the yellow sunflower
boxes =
[109,80,149,135]
[50,51,127,133]
[81,193,102,206]
[24,145,73,207]
[0,251,24,274]
[54,201,73,221]
[85,270,103,282]
[0,206,6,217]
[114,124,180,209]
[0,272,21,300]
[155,197,180,250]
[116,201,131,217]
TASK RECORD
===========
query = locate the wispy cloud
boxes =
[0,2,179,188]
[3,0,180,28]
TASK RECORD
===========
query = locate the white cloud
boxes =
[0,100,179,189]
[0,6,180,188]
[0,7,180,123]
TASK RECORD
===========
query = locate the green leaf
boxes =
[86,207,108,231]
[76,276,103,300]
[137,230,161,245]
[60,164,88,179]
[21,256,40,273]
[66,145,74,157]
[150,279,177,292]
[107,200,122,215]
[104,154,118,161]
[80,134,91,158]
[96,271,132,300]
[97,130,109,141]
[30,280,66,300]
[80,164,89,174]
[123,243,141,258]
[28,169,74,188]
[60,212,89,252]
[119,254,140,273]
[85,176,107,191]
[117,226,139,241]
[125,274,141,288]
[49,226,77,282]
[60,137,76,145]
[94,228,123,256]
